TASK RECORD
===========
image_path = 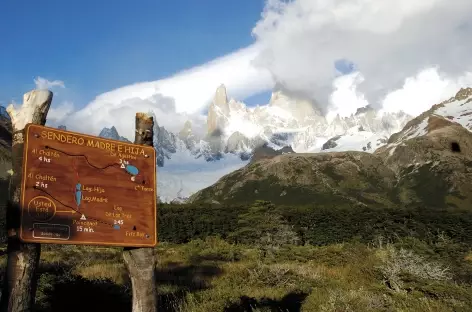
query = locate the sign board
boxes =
[19,124,157,247]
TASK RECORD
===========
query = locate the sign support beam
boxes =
[123,113,158,312]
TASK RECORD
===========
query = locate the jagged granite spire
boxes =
[98,126,131,142]
[207,84,230,135]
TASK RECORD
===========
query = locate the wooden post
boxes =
[122,113,158,312]
[0,90,53,312]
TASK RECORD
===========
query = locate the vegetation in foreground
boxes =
[0,201,470,311]
[0,234,470,312]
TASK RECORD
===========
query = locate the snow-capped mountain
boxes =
[178,84,411,157]
[378,87,472,157]
[189,88,472,209]
[139,84,412,166]
[92,84,416,202]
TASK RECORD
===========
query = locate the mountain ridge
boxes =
[89,86,472,202]
[189,88,472,209]
[85,84,419,202]
[95,84,412,167]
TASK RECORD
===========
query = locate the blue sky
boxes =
[0,0,270,107]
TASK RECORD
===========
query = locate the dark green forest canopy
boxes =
[158,201,472,246]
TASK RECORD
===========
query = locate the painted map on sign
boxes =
[20,124,157,247]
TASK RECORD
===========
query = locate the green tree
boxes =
[229,201,299,255]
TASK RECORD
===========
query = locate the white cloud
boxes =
[46,101,75,126]
[33,0,472,201]
[52,0,472,142]
[252,0,472,110]
[63,92,209,140]
[327,71,368,122]
[59,45,274,139]
[32,77,75,128]
[380,68,472,117]
[327,67,472,120]
[34,77,65,90]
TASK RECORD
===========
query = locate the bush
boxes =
[376,244,452,292]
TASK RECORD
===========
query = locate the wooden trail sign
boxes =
[19,124,157,247]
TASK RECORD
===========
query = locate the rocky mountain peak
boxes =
[179,120,193,139]
[226,131,249,153]
[189,88,472,209]
[250,143,294,164]
[215,84,229,107]
[99,126,118,137]
[178,120,197,151]
[207,84,230,135]
[268,89,320,120]
[355,105,375,115]
[98,126,130,142]
[268,90,285,105]
[0,106,10,120]
[454,87,472,101]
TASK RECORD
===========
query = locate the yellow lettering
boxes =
[41,131,84,145]
[84,139,116,151]
[35,174,56,182]
[86,139,94,148]
[36,207,48,213]
[81,195,108,203]
[33,200,52,208]
[118,153,137,160]
[73,220,98,227]
[135,185,153,192]
[105,211,124,218]
[39,149,60,157]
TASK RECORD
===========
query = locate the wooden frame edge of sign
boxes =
[19,123,32,243]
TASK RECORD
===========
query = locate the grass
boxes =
[0,235,470,312]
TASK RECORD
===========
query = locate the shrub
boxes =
[376,244,452,292]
